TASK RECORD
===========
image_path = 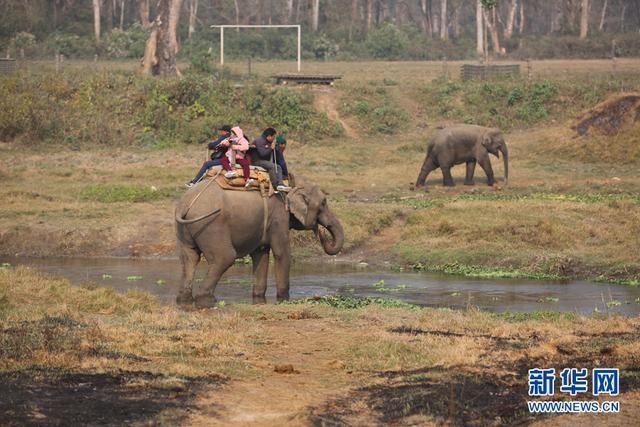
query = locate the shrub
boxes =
[366,23,409,60]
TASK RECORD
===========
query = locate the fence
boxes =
[0,58,16,74]
[461,64,520,81]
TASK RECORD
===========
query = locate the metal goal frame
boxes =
[210,24,301,72]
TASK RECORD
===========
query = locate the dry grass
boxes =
[2,266,639,425]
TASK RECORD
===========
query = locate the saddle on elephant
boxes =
[206,165,274,194]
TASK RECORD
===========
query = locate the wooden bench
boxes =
[272,73,342,85]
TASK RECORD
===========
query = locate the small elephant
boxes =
[174,177,344,307]
[415,124,509,188]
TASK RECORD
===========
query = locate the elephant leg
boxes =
[250,247,270,304]
[270,235,291,302]
[441,166,455,186]
[478,157,495,186]
[177,246,200,305]
[464,161,476,185]
[415,157,438,188]
[194,252,236,308]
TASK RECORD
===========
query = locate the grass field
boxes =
[2,59,639,282]
[1,58,640,424]
[1,267,639,425]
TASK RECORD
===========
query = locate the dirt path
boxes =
[337,217,406,265]
[312,88,358,139]
[185,317,371,426]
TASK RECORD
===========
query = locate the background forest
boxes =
[2,0,640,62]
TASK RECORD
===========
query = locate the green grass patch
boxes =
[415,76,640,130]
[494,311,578,322]
[285,295,418,310]
[409,262,565,281]
[338,81,408,134]
[399,191,640,210]
[79,184,174,203]
[595,276,640,287]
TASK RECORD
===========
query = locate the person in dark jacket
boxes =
[250,128,290,191]
[274,135,289,179]
[186,125,232,187]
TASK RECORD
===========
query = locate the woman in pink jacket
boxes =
[219,126,251,186]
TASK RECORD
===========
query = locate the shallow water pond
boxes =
[3,257,640,315]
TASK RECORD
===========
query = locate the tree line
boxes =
[2,0,640,66]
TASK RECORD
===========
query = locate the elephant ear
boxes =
[288,188,309,226]
[481,132,493,148]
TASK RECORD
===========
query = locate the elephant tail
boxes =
[175,208,221,224]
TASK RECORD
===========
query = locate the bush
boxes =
[416,76,640,130]
[339,82,408,134]
[44,32,95,58]
[103,24,150,58]
[365,23,409,60]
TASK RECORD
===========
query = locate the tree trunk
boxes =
[106,0,114,33]
[419,0,433,36]
[440,0,447,39]
[120,0,126,29]
[188,0,198,38]
[580,0,589,39]
[234,0,240,26]
[286,0,294,22]
[452,5,460,37]
[139,0,150,26]
[366,0,373,33]
[483,7,502,54]
[476,0,484,56]
[504,0,517,39]
[598,0,607,31]
[93,0,101,41]
[431,0,439,35]
[312,0,320,32]
[349,0,358,41]
[518,0,524,34]
[141,0,183,76]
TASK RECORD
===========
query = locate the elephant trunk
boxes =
[415,144,434,186]
[318,211,344,256]
[501,144,509,185]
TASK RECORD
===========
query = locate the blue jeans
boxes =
[192,159,221,183]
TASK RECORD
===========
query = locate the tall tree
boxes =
[311,0,320,32]
[580,0,589,38]
[504,0,517,39]
[188,0,198,38]
[419,0,433,36]
[476,0,484,56]
[598,0,608,31]
[482,0,502,54]
[139,0,150,26]
[92,0,101,41]
[141,0,184,76]
[440,0,447,39]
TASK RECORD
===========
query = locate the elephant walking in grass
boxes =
[175,178,344,307]
[415,125,509,188]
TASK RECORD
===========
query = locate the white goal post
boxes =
[210,24,301,72]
